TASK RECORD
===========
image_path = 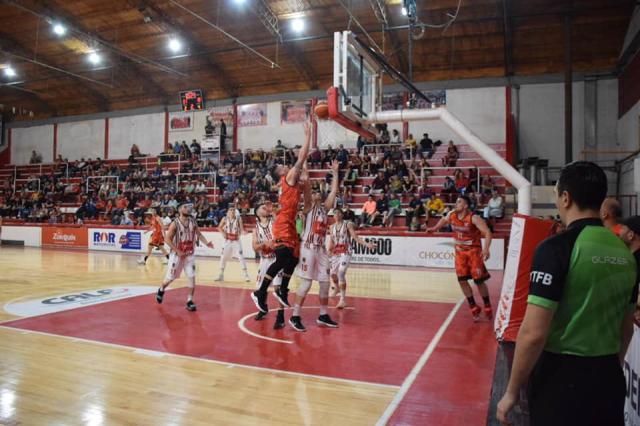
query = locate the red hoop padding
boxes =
[326,87,376,139]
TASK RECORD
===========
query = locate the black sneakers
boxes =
[289,315,306,332]
[317,314,338,328]
[273,287,290,308]
[156,288,164,304]
[254,311,268,321]
[273,310,285,330]
[251,290,268,313]
[186,300,197,312]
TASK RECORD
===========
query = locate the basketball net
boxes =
[316,117,357,150]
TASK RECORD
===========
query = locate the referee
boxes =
[497,162,638,426]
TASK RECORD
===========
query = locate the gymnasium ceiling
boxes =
[0,0,634,121]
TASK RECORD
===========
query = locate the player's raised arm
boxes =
[286,120,312,187]
[472,214,492,261]
[324,160,340,211]
[347,222,375,250]
[426,212,451,233]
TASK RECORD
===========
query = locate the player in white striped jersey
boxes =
[328,208,375,308]
[251,203,286,328]
[215,208,250,282]
[289,160,340,332]
[155,202,214,312]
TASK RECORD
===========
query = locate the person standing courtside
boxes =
[497,162,638,426]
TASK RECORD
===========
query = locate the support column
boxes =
[311,98,318,149]
[53,123,58,160]
[104,118,109,159]
[232,101,238,152]
[164,110,169,153]
[564,13,573,163]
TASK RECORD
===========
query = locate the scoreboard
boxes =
[180,89,204,111]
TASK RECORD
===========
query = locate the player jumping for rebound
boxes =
[215,208,251,282]
[289,160,340,332]
[251,121,312,314]
[427,195,493,320]
[252,202,286,328]
[155,202,214,311]
[328,208,375,308]
[138,208,169,265]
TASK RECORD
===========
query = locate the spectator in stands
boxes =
[404,133,417,159]
[483,189,504,230]
[195,180,207,194]
[357,135,366,155]
[390,145,403,162]
[219,119,227,152]
[370,171,389,194]
[442,141,459,167]
[391,129,401,144]
[173,141,181,155]
[29,150,43,164]
[402,175,416,199]
[120,210,134,226]
[419,133,434,159]
[274,140,286,154]
[408,215,423,232]
[454,169,469,193]
[343,167,358,189]
[360,194,378,227]
[467,191,479,212]
[405,193,426,226]
[600,197,623,234]
[428,194,445,216]
[131,144,141,157]
[190,139,201,157]
[181,141,192,160]
[418,181,433,202]
[343,204,356,223]
[468,167,479,193]
[442,176,457,202]
[205,116,215,135]
[336,144,349,168]
[389,175,402,194]
[309,148,322,168]
[481,174,495,197]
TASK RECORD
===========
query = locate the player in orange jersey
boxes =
[427,195,493,321]
[138,208,170,265]
[251,121,313,314]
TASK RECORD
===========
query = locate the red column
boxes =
[53,123,58,160]
[164,110,169,153]
[104,118,109,159]
[311,98,318,149]
[505,86,515,166]
[0,128,12,166]
[232,102,238,152]
[402,92,409,141]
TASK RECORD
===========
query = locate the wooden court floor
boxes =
[0,246,498,425]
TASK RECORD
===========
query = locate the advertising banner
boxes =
[207,105,234,123]
[624,325,640,426]
[238,103,267,127]
[42,226,88,248]
[281,100,311,124]
[88,228,144,253]
[350,235,504,270]
[169,111,194,131]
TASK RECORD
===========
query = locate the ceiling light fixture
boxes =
[53,23,67,36]
[3,67,16,78]
[87,52,101,65]
[401,7,408,16]
[291,18,305,33]
[168,38,182,53]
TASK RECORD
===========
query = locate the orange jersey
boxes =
[450,211,481,248]
[150,216,165,246]
[273,176,301,245]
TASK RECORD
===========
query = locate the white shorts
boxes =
[165,253,196,281]
[330,253,352,277]
[296,245,330,282]
[222,239,244,260]
[257,256,283,288]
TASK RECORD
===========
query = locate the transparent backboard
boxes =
[333,31,382,121]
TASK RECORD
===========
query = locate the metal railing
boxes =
[13,178,41,195]
[176,171,217,194]
[420,166,501,191]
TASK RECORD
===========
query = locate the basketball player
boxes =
[215,207,250,282]
[251,121,312,314]
[427,195,493,320]
[328,208,375,308]
[252,203,286,328]
[289,160,340,332]
[156,202,214,311]
[137,208,169,265]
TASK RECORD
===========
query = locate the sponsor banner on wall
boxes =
[42,226,88,248]
[207,105,234,123]
[88,228,143,252]
[281,100,311,124]
[169,111,194,131]
[381,90,447,111]
[350,236,504,270]
[624,325,640,425]
[238,103,267,127]
[4,285,157,317]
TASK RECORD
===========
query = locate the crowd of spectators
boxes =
[0,134,506,231]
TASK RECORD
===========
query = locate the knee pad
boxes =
[297,278,312,297]
[318,281,330,299]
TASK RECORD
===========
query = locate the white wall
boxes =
[11,125,54,164]
[617,101,640,198]
[237,102,307,151]
[167,110,206,151]
[57,119,105,161]
[109,113,164,158]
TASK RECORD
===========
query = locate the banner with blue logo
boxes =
[88,228,143,252]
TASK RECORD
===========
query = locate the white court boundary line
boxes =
[375,298,464,425]
[0,325,400,391]
[237,306,356,344]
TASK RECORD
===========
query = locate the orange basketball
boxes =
[314,102,329,120]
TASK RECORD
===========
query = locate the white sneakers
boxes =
[137,257,146,265]
[214,274,224,282]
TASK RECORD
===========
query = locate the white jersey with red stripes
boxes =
[172,216,198,256]
[224,215,241,241]
[301,204,328,248]
[330,220,353,255]
[255,219,276,259]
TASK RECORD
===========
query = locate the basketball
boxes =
[314,102,329,120]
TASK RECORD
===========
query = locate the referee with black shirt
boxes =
[497,162,638,426]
